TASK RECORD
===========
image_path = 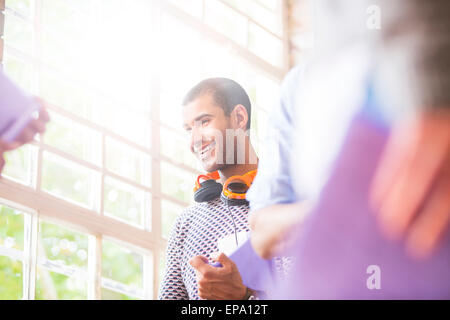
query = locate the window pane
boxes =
[204,0,247,46]
[38,220,89,269]
[161,200,184,240]
[0,256,23,300]
[35,270,87,300]
[159,91,184,130]
[92,100,151,148]
[104,177,150,229]
[42,0,90,28]
[251,107,268,141]
[160,14,202,98]
[101,287,138,300]
[41,29,87,78]
[41,151,100,210]
[6,0,32,17]
[44,111,102,165]
[105,137,151,187]
[102,239,143,290]
[39,72,93,119]
[160,127,197,169]
[248,22,283,67]
[2,144,36,186]
[255,0,279,12]
[87,1,154,115]
[168,0,203,19]
[0,204,25,251]
[3,53,34,93]
[3,13,33,54]
[254,74,280,111]
[223,0,282,36]
[160,162,195,204]
[200,39,236,79]
[35,220,88,300]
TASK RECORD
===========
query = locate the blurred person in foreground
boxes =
[247,0,450,298]
[0,71,49,175]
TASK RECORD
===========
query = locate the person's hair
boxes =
[182,78,252,130]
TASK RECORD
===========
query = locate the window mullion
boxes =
[34,0,44,192]
[27,212,39,300]
[150,0,163,300]
[88,235,102,300]
[21,209,37,300]
[143,253,153,299]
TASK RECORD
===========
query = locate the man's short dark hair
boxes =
[182,78,252,130]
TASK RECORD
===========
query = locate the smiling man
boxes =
[158,78,260,300]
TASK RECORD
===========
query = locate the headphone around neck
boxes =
[193,170,257,206]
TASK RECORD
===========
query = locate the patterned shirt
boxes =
[158,198,250,300]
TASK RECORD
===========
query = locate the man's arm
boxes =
[158,213,189,300]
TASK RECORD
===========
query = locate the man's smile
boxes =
[196,140,216,162]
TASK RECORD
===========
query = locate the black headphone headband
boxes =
[220,193,249,206]
[194,180,250,206]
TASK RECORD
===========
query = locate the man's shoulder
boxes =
[176,198,226,221]
[180,198,249,220]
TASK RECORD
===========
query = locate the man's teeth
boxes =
[200,142,215,155]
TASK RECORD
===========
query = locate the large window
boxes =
[0,0,288,299]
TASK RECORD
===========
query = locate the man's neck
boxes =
[219,163,258,182]
[218,143,258,183]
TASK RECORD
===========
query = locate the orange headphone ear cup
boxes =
[194,180,223,203]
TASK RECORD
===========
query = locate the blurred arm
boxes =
[247,66,309,259]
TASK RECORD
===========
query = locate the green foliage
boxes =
[101,288,137,301]
[0,256,23,300]
[35,270,87,300]
[0,206,25,250]
[102,240,143,289]
[39,221,89,269]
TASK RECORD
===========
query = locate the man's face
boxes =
[183,94,231,172]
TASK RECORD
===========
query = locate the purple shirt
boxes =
[272,113,450,299]
[0,70,39,142]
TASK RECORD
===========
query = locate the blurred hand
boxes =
[0,98,49,175]
[189,252,247,300]
[370,109,450,259]
[249,201,311,259]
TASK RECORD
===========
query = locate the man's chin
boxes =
[201,160,223,173]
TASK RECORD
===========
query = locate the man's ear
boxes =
[232,105,249,130]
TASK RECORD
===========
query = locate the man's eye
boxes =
[202,119,210,126]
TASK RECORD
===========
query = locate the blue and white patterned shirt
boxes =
[158,198,291,300]
[158,198,251,300]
